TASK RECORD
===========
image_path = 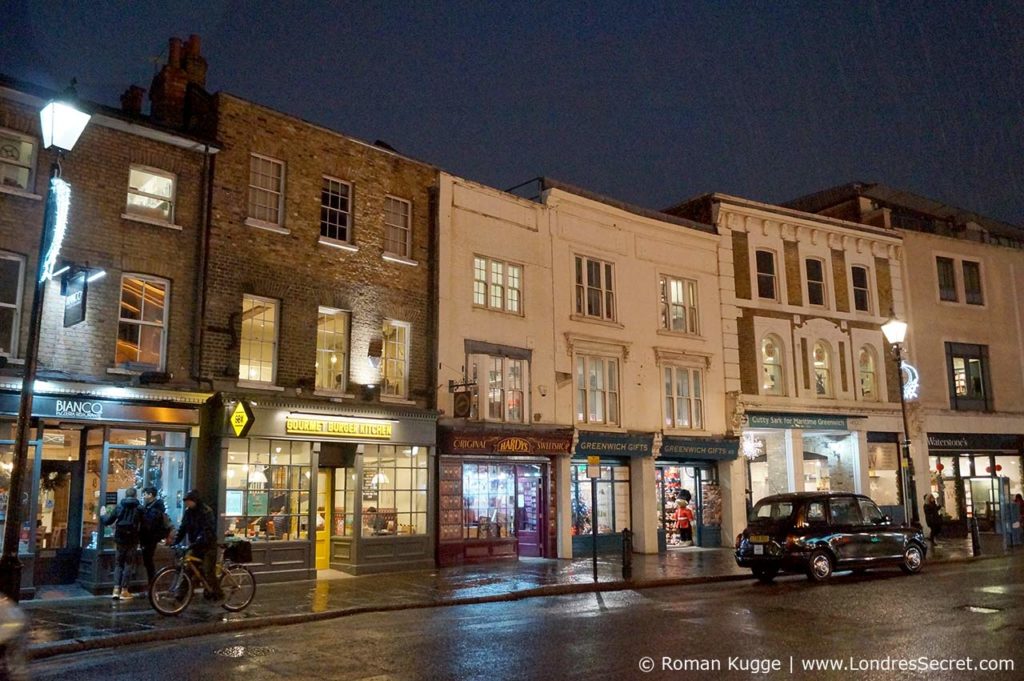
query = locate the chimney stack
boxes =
[120,85,146,116]
[150,34,208,129]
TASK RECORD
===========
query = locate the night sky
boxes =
[2,1,1022,225]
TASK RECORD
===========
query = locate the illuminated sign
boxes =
[901,361,920,401]
[40,177,71,283]
[229,401,255,437]
[285,417,393,439]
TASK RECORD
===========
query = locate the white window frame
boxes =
[116,274,170,371]
[125,164,176,225]
[850,265,872,314]
[574,254,616,321]
[662,365,704,430]
[0,252,25,356]
[468,354,528,423]
[812,340,833,398]
[754,249,778,301]
[575,353,620,425]
[804,257,828,308]
[239,294,280,385]
[319,176,352,245]
[0,127,38,195]
[760,334,786,396]
[473,255,523,314]
[383,196,411,259]
[315,307,350,393]
[381,319,411,399]
[659,274,699,334]
[857,345,878,401]
[247,153,286,229]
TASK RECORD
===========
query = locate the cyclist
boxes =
[172,489,222,600]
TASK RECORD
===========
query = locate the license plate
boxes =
[753,545,764,555]
[749,535,769,543]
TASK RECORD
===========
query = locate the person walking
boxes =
[101,487,142,600]
[139,486,169,586]
[923,493,943,545]
[172,489,222,600]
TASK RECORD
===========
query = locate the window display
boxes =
[462,464,515,539]
[361,444,427,536]
[571,463,630,535]
[225,438,311,541]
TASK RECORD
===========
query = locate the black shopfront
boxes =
[656,436,738,550]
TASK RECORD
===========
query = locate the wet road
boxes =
[31,557,1023,680]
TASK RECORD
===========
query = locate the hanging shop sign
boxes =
[0,394,198,424]
[927,432,1022,453]
[659,436,739,461]
[746,412,849,431]
[285,415,393,439]
[443,430,572,456]
[229,401,255,437]
[62,269,87,327]
[575,431,653,458]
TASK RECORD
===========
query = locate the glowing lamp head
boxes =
[881,316,908,345]
[39,98,91,152]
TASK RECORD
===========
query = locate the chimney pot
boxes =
[168,37,183,66]
[120,85,146,116]
[186,34,201,57]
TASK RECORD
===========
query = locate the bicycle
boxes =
[149,541,256,616]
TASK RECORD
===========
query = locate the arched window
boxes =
[858,346,878,401]
[761,336,785,396]
[813,341,832,397]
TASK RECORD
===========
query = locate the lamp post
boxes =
[881,314,920,527]
[0,88,90,601]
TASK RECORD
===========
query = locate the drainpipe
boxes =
[191,141,214,388]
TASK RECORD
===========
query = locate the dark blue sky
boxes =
[2,1,1022,225]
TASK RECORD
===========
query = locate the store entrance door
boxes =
[315,469,330,569]
[656,464,700,549]
[515,464,544,557]
[34,428,84,585]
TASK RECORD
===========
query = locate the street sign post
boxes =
[588,456,600,582]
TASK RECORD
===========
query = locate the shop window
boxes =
[126,165,175,223]
[381,319,410,398]
[851,265,871,313]
[116,274,168,370]
[858,346,878,401]
[936,256,957,302]
[662,366,703,430]
[659,275,699,334]
[362,445,428,536]
[868,442,900,506]
[0,252,24,356]
[946,342,990,411]
[805,257,826,307]
[571,463,630,535]
[962,260,983,305]
[320,176,352,244]
[383,195,411,258]
[462,463,515,539]
[574,254,615,321]
[575,354,620,425]
[812,341,833,397]
[468,353,527,423]
[248,153,285,226]
[224,439,311,541]
[239,294,279,384]
[331,467,357,537]
[473,255,523,314]
[0,128,37,192]
[755,249,777,300]
[315,307,350,392]
[760,335,785,396]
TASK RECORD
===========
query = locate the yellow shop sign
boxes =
[285,417,393,439]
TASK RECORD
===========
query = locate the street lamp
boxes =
[881,313,920,527]
[0,86,90,601]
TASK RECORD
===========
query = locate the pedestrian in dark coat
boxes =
[140,486,168,585]
[101,487,142,600]
[923,493,943,545]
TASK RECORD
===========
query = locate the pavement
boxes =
[22,534,1016,660]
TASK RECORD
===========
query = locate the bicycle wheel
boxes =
[150,566,193,616]
[220,563,256,612]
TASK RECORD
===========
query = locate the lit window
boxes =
[659,275,699,334]
[858,346,877,401]
[851,266,871,313]
[755,250,777,300]
[239,295,279,383]
[0,128,37,192]
[806,258,826,307]
[248,154,284,225]
[315,308,349,392]
[813,341,832,397]
[468,354,528,422]
[962,261,983,305]
[663,366,704,429]
[116,275,169,370]
[320,177,351,243]
[383,196,411,258]
[574,255,615,321]
[0,252,25,356]
[936,256,957,302]
[946,342,989,411]
[126,165,175,222]
[381,319,410,398]
[761,336,785,396]
[473,256,523,313]
[576,355,619,425]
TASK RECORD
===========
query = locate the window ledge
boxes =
[380,396,416,405]
[0,185,43,201]
[121,213,183,231]
[471,304,524,317]
[569,314,625,330]
[0,355,24,365]
[244,217,290,235]
[236,380,286,392]
[318,238,358,253]
[107,367,144,376]
[662,428,710,437]
[382,253,418,267]
[574,424,626,433]
[314,390,355,400]
[655,328,704,341]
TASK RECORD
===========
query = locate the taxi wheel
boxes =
[899,544,925,574]
[807,548,833,582]
[752,566,779,584]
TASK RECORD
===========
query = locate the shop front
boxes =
[210,396,436,579]
[572,431,652,555]
[0,389,203,597]
[437,428,571,566]
[656,436,738,550]
[927,432,1023,535]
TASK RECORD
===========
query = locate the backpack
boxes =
[115,502,142,543]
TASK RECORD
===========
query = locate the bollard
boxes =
[621,527,634,580]
[970,516,982,556]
